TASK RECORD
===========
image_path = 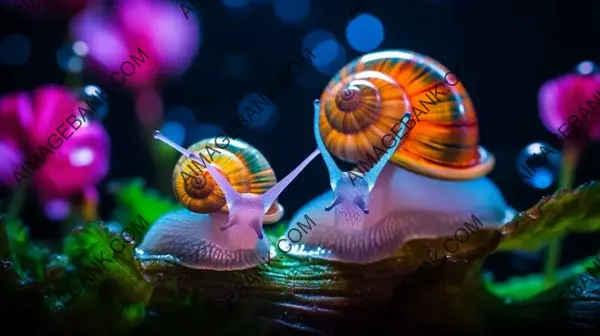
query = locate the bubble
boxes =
[78,85,108,120]
[516,142,561,189]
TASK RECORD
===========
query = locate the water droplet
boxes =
[516,142,560,189]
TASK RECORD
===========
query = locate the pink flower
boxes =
[538,73,600,141]
[0,86,110,203]
[70,0,200,89]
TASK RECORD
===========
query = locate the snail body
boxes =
[138,131,320,270]
[282,50,515,263]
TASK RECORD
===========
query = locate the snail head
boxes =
[154,131,320,240]
[313,99,410,214]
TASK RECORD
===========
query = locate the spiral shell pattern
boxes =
[172,138,281,220]
[318,50,494,180]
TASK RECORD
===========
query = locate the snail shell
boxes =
[282,50,514,264]
[172,138,283,223]
[318,50,494,180]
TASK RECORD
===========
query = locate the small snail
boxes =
[138,131,320,270]
[282,50,516,264]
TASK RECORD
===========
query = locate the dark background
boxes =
[0,0,599,279]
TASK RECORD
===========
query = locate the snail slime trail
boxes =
[348,58,474,186]
[12,47,151,187]
[47,214,150,313]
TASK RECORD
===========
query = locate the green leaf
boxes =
[498,181,600,251]
[109,178,181,241]
[485,249,600,301]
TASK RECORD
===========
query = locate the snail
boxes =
[137,131,320,270]
[281,50,516,264]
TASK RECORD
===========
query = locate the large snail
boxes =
[137,131,320,270]
[281,50,516,264]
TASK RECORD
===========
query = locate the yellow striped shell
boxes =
[172,138,283,223]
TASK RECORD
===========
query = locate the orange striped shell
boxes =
[318,50,494,180]
[172,138,282,223]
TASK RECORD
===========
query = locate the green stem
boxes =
[543,141,581,288]
[6,184,27,223]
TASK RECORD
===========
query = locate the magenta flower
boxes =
[70,0,200,89]
[538,73,600,141]
[0,86,110,203]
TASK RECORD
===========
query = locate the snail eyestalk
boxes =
[258,148,321,212]
[353,195,369,214]
[313,99,343,190]
[324,195,345,212]
[153,130,241,208]
[364,111,410,191]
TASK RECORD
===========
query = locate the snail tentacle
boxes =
[353,195,369,214]
[363,111,410,191]
[324,194,344,212]
[153,130,242,207]
[250,218,263,239]
[313,99,343,190]
[220,217,238,231]
[259,148,321,212]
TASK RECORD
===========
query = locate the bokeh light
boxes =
[72,41,89,57]
[57,44,82,72]
[346,14,384,52]
[187,124,225,145]
[222,53,250,81]
[44,199,71,222]
[576,61,596,75]
[166,106,197,127]
[221,0,250,9]
[160,121,186,147]
[238,93,280,131]
[274,0,310,24]
[312,39,347,75]
[0,34,31,66]
[516,142,561,189]
[302,29,347,75]
[70,147,95,167]
[302,29,336,51]
[67,57,84,73]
